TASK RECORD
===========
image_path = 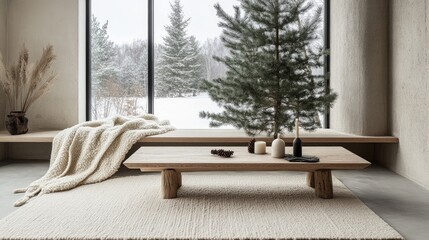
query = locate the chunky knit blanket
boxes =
[14,115,174,207]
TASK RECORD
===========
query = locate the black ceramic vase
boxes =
[5,111,29,135]
[293,137,302,157]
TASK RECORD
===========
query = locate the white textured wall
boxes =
[2,0,87,160]
[376,0,429,189]
[330,0,389,135]
[0,0,6,58]
[0,0,7,160]
[0,0,7,127]
[6,0,80,130]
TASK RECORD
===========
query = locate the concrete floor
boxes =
[1,161,428,240]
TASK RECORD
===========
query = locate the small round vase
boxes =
[5,111,29,135]
[271,134,285,158]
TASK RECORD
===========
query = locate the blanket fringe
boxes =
[13,188,28,194]
[14,186,42,207]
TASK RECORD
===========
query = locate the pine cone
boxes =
[219,150,234,158]
[248,138,256,153]
[210,149,234,158]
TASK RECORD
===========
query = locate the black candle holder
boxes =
[293,137,302,157]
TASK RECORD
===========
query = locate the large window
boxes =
[153,0,237,129]
[90,0,148,120]
[88,0,328,128]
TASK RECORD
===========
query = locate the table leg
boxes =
[306,172,315,188]
[176,171,182,188]
[161,169,178,199]
[314,170,333,199]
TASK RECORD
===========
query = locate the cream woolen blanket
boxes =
[14,114,174,207]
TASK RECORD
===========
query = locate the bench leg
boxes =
[306,172,315,188]
[161,169,179,199]
[314,170,333,199]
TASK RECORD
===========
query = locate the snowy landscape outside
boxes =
[91,0,325,129]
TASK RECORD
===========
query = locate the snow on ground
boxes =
[154,93,234,129]
[95,92,325,129]
[155,93,325,129]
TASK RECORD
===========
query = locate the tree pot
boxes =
[5,111,29,135]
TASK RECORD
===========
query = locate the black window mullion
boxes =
[324,0,330,128]
[86,0,92,121]
[148,0,155,114]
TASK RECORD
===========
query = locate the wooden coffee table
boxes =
[124,146,370,199]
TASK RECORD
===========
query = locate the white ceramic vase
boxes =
[271,134,285,158]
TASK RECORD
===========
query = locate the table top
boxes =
[123,146,371,172]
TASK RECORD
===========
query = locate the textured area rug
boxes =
[0,171,403,240]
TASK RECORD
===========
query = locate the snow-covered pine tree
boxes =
[91,16,117,91]
[200,0,337,137]
[157,0,202,97]
[188,36,204,96]
[90,16,119,119]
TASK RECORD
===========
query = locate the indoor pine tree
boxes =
[200,0,337,137]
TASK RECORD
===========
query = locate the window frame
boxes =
[323,0,330,128]
[86,0,331,128]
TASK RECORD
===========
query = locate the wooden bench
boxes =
[124,146,371,199]
[0,129,399,144]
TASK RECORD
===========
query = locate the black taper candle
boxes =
[293,137,302,157]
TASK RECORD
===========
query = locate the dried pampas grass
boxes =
[0,45,57,112]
